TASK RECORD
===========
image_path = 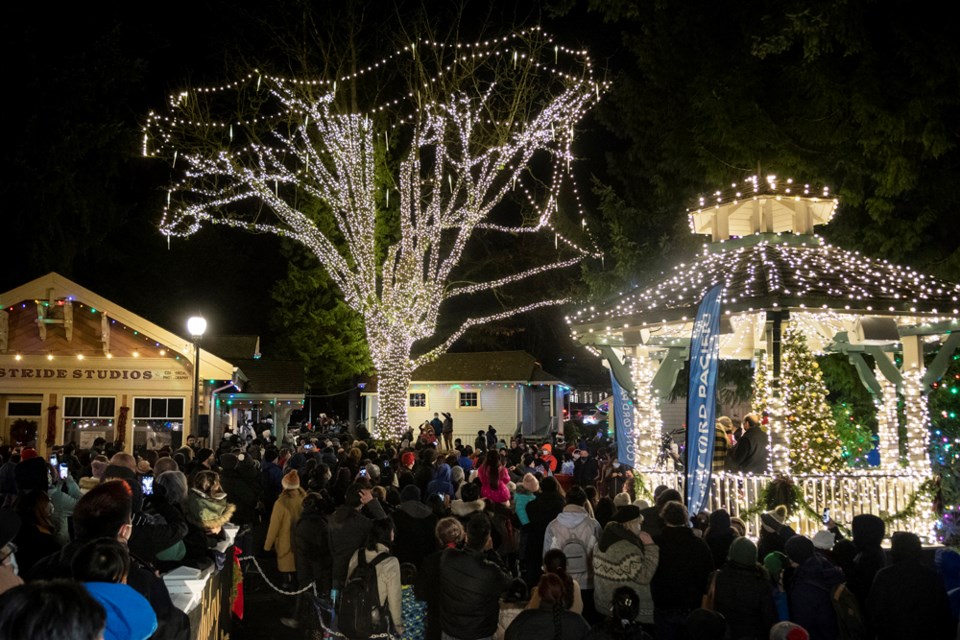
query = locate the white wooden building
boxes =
[361,351,568,442]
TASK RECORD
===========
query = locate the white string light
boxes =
[145,29,604,438]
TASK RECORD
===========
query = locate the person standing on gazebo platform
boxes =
[729,414,768,474]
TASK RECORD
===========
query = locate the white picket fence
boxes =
[639,470,935,540]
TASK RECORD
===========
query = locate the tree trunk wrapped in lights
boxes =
[144,28,603,437]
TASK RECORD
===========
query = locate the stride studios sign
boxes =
[0,367,189,382]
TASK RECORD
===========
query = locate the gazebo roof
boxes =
[569,233,960,334]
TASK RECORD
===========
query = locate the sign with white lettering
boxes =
[685,285,723,514]
[0,367,189,382]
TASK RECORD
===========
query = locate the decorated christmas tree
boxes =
[782,326,844,473]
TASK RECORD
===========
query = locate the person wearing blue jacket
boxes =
[72,537,158,640]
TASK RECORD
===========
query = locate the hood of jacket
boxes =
[83,582,158,640]
[795,553,846,588]
[434,463,452,483]
[185,489,236,529]
[398,499,433,519]
[556,505,590,528]
[598,521,642,553]
[450,499,485,518]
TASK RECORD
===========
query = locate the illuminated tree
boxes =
[145,28,602,437]
[782,326,844,473]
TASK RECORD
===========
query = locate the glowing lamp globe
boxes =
[187,316,207,339]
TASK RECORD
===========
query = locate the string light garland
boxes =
[145,29,605,438]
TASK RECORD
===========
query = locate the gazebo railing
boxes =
[640,470,935,540]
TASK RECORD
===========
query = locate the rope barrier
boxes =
[237,555,397,639]
[237,555,316,596]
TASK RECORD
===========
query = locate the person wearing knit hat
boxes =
[763,551,791,622]
[783,535,845,639]
[19,448,38,461]
[727,536,758,566]
[612,492,632,508]
[219,453,239,470]
[281,469,300,490]
[769,621,810,640]
[811,530,835,552]
[514,473,538,531]
[593,500,656,626]
[757,505,790,562]
[729,516,747,538]
[707,535,776,638]
[266,469,305,580]
[521,473,539,493]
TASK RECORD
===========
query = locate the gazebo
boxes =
[568,176,959,539]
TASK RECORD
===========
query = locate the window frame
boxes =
[458,390,481,410]
[63,396,116,419]
[408,392,428,409]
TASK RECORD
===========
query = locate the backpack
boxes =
[832,583,868,640]
[560,536,590,579]
[337,550,391,638]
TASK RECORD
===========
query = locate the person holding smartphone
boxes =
[46,459,81,547]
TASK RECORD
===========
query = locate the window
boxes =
[458,391,479,408]
[63,396,116,448]
[134,397,185,420]
[133,397,186,450]
[64,396,116,419]
[409,393,427,408]
[7,402,41,417]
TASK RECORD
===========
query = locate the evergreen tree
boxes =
[782,326,844,473]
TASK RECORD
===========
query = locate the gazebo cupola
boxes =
[688,175,837,241]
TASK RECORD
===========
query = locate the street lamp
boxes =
[187,315,207,439]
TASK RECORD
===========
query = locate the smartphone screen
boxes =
[59,463,69,480]
[822,508,830,524]
[49,455,58,467]
[141,475,154,495]
[383,461,390,468]
[359,468,367,477]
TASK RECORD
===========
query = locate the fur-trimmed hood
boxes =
[450,498,485,518]
[184,488,236,530]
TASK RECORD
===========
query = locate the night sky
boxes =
[4,1,958,390]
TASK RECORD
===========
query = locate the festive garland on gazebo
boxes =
[737,475,939,530]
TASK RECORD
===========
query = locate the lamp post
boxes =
[187,315,207,439]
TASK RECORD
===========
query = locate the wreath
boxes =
[9,418,37,445]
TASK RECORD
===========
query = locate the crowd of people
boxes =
[0,421,957,640]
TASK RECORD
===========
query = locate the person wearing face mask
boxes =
[540,443,558,473]
[0,510,23,596]
[601,457,629,498]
